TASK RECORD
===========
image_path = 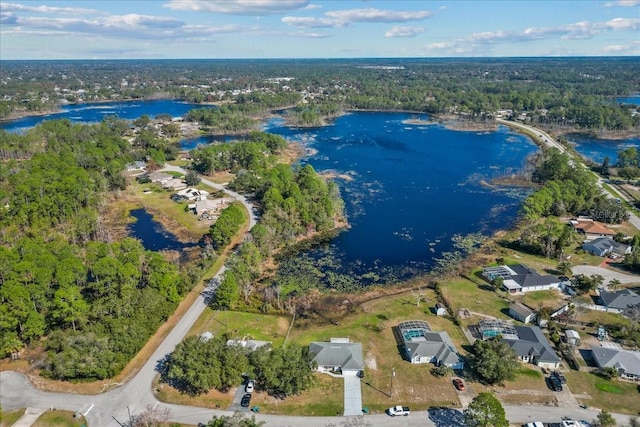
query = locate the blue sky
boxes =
[0,0,638,59]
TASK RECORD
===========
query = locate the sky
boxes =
[0,0,639,59]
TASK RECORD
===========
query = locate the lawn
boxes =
[438,276,511,321]
[565,371,640,415]
[187,308,291,346]
[1,408,25,427]
[32,410,86,427]
[515,290,566,311]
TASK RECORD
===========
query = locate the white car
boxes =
[245,380,255,393]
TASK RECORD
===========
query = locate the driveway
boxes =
[572,265,640,284]
[343,375,363,416]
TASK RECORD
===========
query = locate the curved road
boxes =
[2,154,638,426]
[161,164,258,229]
[498,119,640,230]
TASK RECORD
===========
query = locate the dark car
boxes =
[547,376,563,392]
[241,393,252,407]
[551,371,567,384]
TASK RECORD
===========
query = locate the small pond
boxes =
[128,208,196,251]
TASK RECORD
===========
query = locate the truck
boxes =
[386,405,410,416]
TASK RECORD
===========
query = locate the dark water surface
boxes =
[9,98,637,281]
[265,112,537,279]
[127,208,195,251]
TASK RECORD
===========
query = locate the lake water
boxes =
[570,133,640,164]
[8,98,637,280]
[128,208,195,251]
[0,99,215,133]
[265,112,537,280]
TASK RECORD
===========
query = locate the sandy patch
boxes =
[365,352,377,371]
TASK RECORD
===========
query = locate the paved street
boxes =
[572,265,640,284]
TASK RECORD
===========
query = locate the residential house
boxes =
[509,302,536,324]
[193,199,226,216]
[162,178,187,191]
[126,160,146,172]
[502,325,561,369]
[591,345,640,380]
[397,320,464,369]
[565,330,580,346]
[483,264,566,294]
[598,288,640,313]
[176,187,210,201]
[309,338,363,376]
[570,218,615,241]
[582,237,631,257]
[147,171,172,184]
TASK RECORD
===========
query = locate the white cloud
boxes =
[604,0,640,7]
[281,16,342,28]
[385,25,424,38]
[163,0,310,15]
[0,2,103,15]
[325,8,431,23]
[604,17,640,29]
[420,17,640,54]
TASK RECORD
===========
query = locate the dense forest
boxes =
[0,104,343,380]
[1,58,638,132]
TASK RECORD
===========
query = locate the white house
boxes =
[509,302,536,324]
[591,345,640,380]
[483,264,566,294]
[308,338,363,376]
[176,187,210,201]
[398,320,464,370]
[582,237,631,257]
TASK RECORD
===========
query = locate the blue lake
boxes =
[5,98,637,279]
[0,99,215,133]
[570,134,640,163]
[128,208,195,251]
[265,112,537,278]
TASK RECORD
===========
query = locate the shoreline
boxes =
[3,98,638,141]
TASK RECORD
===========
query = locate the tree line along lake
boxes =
[2,99,638,283]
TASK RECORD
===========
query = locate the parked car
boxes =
[547,376,563,392]
[386,405,410,416]
[452,378,466,391]
[241,393,252,407]
[245,380,255,393]
[551,371,567,384]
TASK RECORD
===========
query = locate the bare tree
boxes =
[129,404,170,427]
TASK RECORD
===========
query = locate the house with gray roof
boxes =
[397,320,464,369]
[502,325,561,369]
[309,338,363,376]
[483,264,566,294]
[509,302,536,324]
[598,288,640,313]
[582,237,631,257]
[591,345,640,380]
[404,331,465,369]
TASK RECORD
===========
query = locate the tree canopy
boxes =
[464,392,509,427]
[471,338,520,385]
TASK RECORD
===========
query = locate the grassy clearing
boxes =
[439,276,510,321]
[32,410,86,427]
[187,308,290,346]
[154,377,233,410]
[566,371,640,414]
[252,374,343,416]
[515,290,566,311]
[1,408,26,427]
